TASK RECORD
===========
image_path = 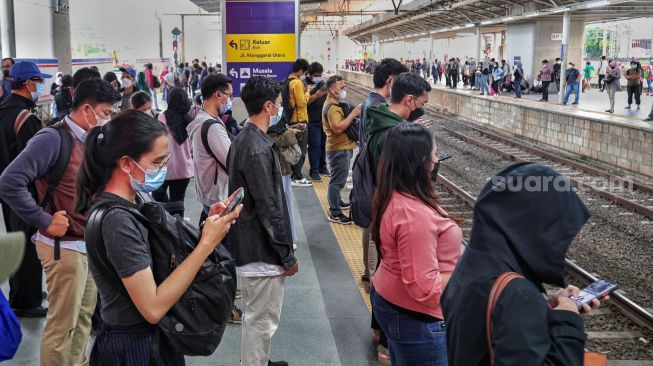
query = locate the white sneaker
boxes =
[291,178,313,187]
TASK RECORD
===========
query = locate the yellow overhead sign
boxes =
[226,34,296,62]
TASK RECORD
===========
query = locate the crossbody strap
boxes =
[486,272,525,366]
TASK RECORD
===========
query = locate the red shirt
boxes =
[373,192,462,319]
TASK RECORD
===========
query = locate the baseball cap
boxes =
[9,61,53,82]
[119,67,137,78]
[0,232,25,283]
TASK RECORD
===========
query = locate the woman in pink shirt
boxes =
[152,86,194,216]
[370,123,462,366]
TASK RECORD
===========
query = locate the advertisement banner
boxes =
[223,0,298,96]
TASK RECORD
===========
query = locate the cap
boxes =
[9,61,53,82]
[119,67,137,78]
[0,232,25,283]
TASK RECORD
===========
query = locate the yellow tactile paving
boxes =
[311,176,371,312]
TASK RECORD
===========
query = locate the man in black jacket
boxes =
[0,61,51,318]
[226,76,298,366]
[442,162,601,366]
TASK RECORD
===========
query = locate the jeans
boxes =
[290,126,309,180]
[514,77,522,98]
[150,88,159,110]
[647,79,653,94]
[307,122,327,175]
[648,103,653,119]
[479,74,489,94]
[564,83,580,104]
[627,85,641,106]
[371,288,448,366]
[327,149,353,216]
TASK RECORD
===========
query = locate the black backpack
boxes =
[152,75,161,88]
[323,101,360,142]
[200,118,235,185]
[85,197,237,356]
[349,141,376,228]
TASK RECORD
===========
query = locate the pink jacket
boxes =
[373,192,462,320]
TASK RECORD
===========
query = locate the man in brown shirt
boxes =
[322,76,361,224]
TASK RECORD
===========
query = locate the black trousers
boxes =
[152,178,191,217]
[2,200,43,310]
[542,81,551,100]
[627,85,641,106]
[598,74,605,90]
[290,125,309,181]
[307,122,327,175]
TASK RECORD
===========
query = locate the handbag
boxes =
[0,291,22,361]
[487,272,607,366]
[280,143,302,166]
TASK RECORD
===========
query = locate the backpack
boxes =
[0,291,21,361]
[200,119,235,185]
[349,141,376,228]
[86,198,237,356]
[35,122,73,260]
[280,78,297,124]
[323,101,359,142]
[152,75,161,88]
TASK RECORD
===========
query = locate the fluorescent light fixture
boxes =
[420,32,428,36]
[525,12,539,17]
[465,23,475,27]
[503,16,514,21]
[481,20,494,25]
[451,26,461,30]
[550,7,570,13]
[585,0,609,8]
[430,30,437,34]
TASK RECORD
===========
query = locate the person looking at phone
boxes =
[226,76,298,366]
[442,162,602,366]
[306,62,330,182]
[284,58,314,187]
[76,110,241,364]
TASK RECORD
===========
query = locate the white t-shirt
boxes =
[598,60,608,75]
[236,262,285,278]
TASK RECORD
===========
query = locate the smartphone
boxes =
[569,280,617,309]
[223,188,244,216]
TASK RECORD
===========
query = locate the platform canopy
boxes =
[189,0,220,13]
[345,0,653,43]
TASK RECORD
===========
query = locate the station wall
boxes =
[14,0,54,58]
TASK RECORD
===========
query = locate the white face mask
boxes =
[84,105,110,128]
[121,78,133,88]
[337,89,347,101]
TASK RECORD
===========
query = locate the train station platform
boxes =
[339,70,653,179]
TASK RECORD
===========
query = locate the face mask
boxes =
[220,98,233,114]
[337,90,347,101]
[129,160,167,193]
[121,78,133,88]
[407,107,425,122]
[2,70,8,78]
[312,76,323,84]
[84,105,110,129]
[29,82,45,102]
[268,104,283,126]
[56,77,62,86]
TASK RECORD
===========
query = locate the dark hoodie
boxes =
[442,162,590,366]
[365,103,404,174]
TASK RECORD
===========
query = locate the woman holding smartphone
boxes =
[76,110,242,365]
[370,123,462,366]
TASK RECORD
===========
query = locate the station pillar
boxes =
[0,0,16,58]
[507,17,584,84]
[52,0,72,74]
[476,25,482,62]
[558,10,570,104]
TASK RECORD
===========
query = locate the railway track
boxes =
[346,81,653,361]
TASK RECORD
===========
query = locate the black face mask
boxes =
[2,70,8,78]
[407,107,425,122]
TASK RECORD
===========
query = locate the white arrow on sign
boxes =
[229,68,238,78]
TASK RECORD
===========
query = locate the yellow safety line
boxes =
[310,177,371,311]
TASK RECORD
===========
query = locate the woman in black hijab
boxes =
[152,87,194,216]
[442,162,602,366]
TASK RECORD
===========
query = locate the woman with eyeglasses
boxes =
[370,123,462,366]
[151,87,196,217]
[76,110,241,365]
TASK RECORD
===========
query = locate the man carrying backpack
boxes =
[0,61,51,319]
[0,78,120,366]
[284,59,314,187]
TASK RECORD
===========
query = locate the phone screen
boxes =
[569,280,617,309]
[223,188,244,216]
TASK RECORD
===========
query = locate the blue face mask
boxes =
[219,93,233,114]
[30,81,45,102]
[312,76,323,84]
[129,159,167,192]
[269,105,283,126]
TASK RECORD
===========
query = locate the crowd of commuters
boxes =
[0,57,619,366]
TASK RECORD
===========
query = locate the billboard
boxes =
[223,0,299,97]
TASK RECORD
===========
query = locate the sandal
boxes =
[377,345,391,365]
[372,330,381,345]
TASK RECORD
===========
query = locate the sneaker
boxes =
[339,201,351,209]
[293,243,298,251]
[644,117,653,121]
[268,361,289,366]
[328,213,353,225]
[235,289,241,299]
[319,169,331,177]
[309,172,322,182]
[12,306,48,318]
[625,105,631,109]
[572,102,579,105]
[228,305,243,324]
[291,178,313,187]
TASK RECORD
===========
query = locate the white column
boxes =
[0,0,16,58]
[558,10,570,104]
[476,25,482,61]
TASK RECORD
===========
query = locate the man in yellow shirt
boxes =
[322,76,361,224]
[284,59,315,187]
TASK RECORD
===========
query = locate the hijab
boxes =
[164,87,192,145]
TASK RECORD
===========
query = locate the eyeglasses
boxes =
[220,91,233,101]
[410,95,428,107]
[133,155,170,173]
